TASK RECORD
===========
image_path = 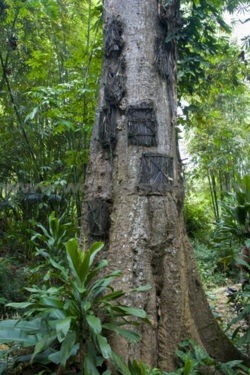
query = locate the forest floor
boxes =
[207,282,249,340]
[209,283,241,323]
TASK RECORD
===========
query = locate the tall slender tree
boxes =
[82,0,249,370]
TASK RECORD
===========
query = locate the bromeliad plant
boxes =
[0,239,150,374]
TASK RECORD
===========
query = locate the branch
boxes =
[238,17,250,24]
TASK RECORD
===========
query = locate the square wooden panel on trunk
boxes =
[139,153,173,193]
[87,198,110,238]
[127,102,157,147]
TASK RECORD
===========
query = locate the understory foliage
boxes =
[0,214,248,373]
[227,262,250,355]
[192,176,250,354]
[0,237,248,374]
[212,175,250,273]
[0,240,150,374]
[0,257,27,314]
[186,175,250,282]
[125,340,249,374]
[0,240,248,375]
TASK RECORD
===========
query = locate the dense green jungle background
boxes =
[0,0,249,373]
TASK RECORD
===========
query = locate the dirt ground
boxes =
[208,283,247,336]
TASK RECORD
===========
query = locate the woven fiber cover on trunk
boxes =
[139,153,173,193]
[127,102,157,147]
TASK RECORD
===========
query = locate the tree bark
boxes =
[81,0,248,370]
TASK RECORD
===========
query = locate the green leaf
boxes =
[80,242,104,284]
[46,308,66,320]
[183,357,193,375]
[84,354,100,375]
[66,238,85,282]
[56,317,72,342]
[48,331,77,367]
[111,351,131,375]
[82,300,91,312]
[66,239,104,285]
[53,120,74,135]
[103,324,141,343]
[24,106,39,122]
[49,257,69,280]
[86,315,102,335]
[85,259,109,285]
[112,306,147,319]
[0,320,38,346]
[88,242,104,267]
[128,359,150,374]
[89,271,121,300]
[0,329,36,346]
[131,284,152,293]
[236,258,250,272]
[118,329,141,344]
[39,296,64,309]
[32,334,57,361]
[15,318,45,333]
[99,290,125,302]
[96,334,112,359]
[6,302,33,309]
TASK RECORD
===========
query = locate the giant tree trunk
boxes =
[81,0,247,370]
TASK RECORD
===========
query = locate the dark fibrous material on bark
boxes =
[104,16,124,58]
[154,37,174,81]
[99,106,117,150]
[104,61,125,106]
[157,0,169,26]
[87,198,111,238]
